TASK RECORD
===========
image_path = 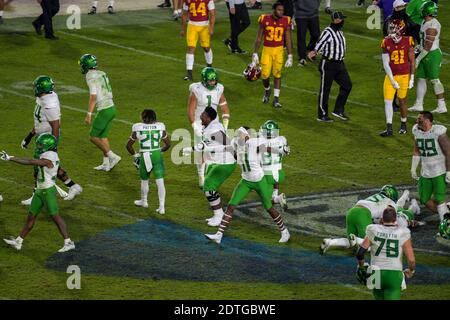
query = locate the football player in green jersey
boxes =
[1,134,75,253]
[126,109,171,213]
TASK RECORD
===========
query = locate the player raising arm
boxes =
[356,206,416,300]
[411,111,450,221]
[1,134,75,253]
[126,109,171,214]
[187,67,230,188]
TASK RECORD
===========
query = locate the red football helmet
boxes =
[388,19,406,43]
[243,63,261,81]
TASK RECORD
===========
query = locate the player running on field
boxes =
[409,1,446,114]
[379,19,415,137]
[126,109,171,214]
[183,107,236,227]
[356,206,416,300]
[252,2,293,108]
[1,134,75,253]
[411,111,450,221]
[21,76,82,205]
[79,54,121,172]
[259,120,290,210]
[187,67,230,188]
[205,127,290,245]
[180,0,216,81]
[320,185,419,254]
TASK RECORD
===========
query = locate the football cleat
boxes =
[332,112,349,121]
[317,116,334,123]
[243,63,261,81]
[32,20,42,35]
[262,90,271,104]
[273,98,282,108]
[207,213,224,227]
[88,6,97,14]
[399,122,407,134]
[223,38,233,52]
[397,189,410,208]
[325,7,332,14]
[409,198,421,216]
[156,207,165,215]
[134,200,149,208]
[298,59,307,67]
[3,237,22,250]
[109,155,122,170]
[64,184,83,201]
[0,194,3,202]
[348,234,357,247]
[94,164,111,171]
[379,129,393,137]
[205,231,223,244]
[157,1,171,8]
[107,6,115,14]
[320,238,331,254]
[408,104,424,112]
[431,106,447,114]
[232,47,247,54]
[184,70,193,81]
[58,241,75,253]
[21,195,33,206]
[248,2,262,9]
[279,193,288,211]
[279,228,290,243]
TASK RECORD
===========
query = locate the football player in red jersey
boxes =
[252,2,293,108]
[181,0,216,81]
[379,19,415,137]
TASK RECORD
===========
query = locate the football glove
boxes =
[133,154,140,169]
[182,147,193,156]
[281,145,290,155]
[391,80,400,90]
[0,150,12,161]
[408,74,414,89]
[356,263,369,285]
[252,53,259,66]
[284,54,293,68]
[411,170,419,181]
[21,140,28,149]
[446,172,450,184]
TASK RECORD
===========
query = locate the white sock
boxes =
[64,238,72,244]
[274,89,280,98]
[213,208,224,217]
[141,180,149,202]
[400,117,407,122]
[328,238,351,248]
[177,9,182,14]
[272,189,279,199]
[384,99,393,124]
[0,11,4,17]
[354,236,364,246]
[108,0,114,7]
[102,157,109,165]
[438,98,446,109]
[437,203,449,221]
[204,49,213,65]
[106,150,117,159]
[325,0,331,7]
[256,0,261,3]
[155,178,166,209]
[415,78,427,107]
[16,236,23,244]
[92,1,98,7]
[186,53,194,70]
[197,163,206,179]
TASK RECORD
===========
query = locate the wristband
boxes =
[87,112,93,116]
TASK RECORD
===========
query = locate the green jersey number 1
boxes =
[102,75,112,93]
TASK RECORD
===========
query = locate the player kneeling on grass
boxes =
[126,110,170,212]
[260,120,290,210]
[411,111,450,222]
[356,206,416,300]
[205,127,290,245]
[183,107,236,227]
[379,19,415,137]
[79,54,121,172]
[21,75,83,205]
[1,134,75,253]
[320,186,421,254]
[126,109,171,213]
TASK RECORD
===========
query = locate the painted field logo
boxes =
[234,188,450,256]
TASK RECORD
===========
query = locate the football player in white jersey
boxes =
[205,127,290,245]
[259,120,290,210]
[356,206,416,300]
[187,67,230,188]
[79,54,121,172]
[409,2,446,113]
[20,76,82,205]
[88,0,115,14]
[126,109,171,213]
[1,134,75,253]
[183,107,236,226]
[411,111,450,221]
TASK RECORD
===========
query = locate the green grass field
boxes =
[0,0,449,300]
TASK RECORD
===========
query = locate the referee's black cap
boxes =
[331,11,347,20]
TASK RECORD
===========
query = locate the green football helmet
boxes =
[438,215,450,239]
[201,67,219,90]
[79,54,98,74]
[380,185,399,202]
[35,133,58,155]
[421,1,438,17]
[260,120,280,139]
[33,75,54,97]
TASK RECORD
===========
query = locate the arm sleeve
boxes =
[435,125,448,136]
[382,53,395,82]
[400,228,411,246]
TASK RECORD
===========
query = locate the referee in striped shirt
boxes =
[308,11,352,122]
